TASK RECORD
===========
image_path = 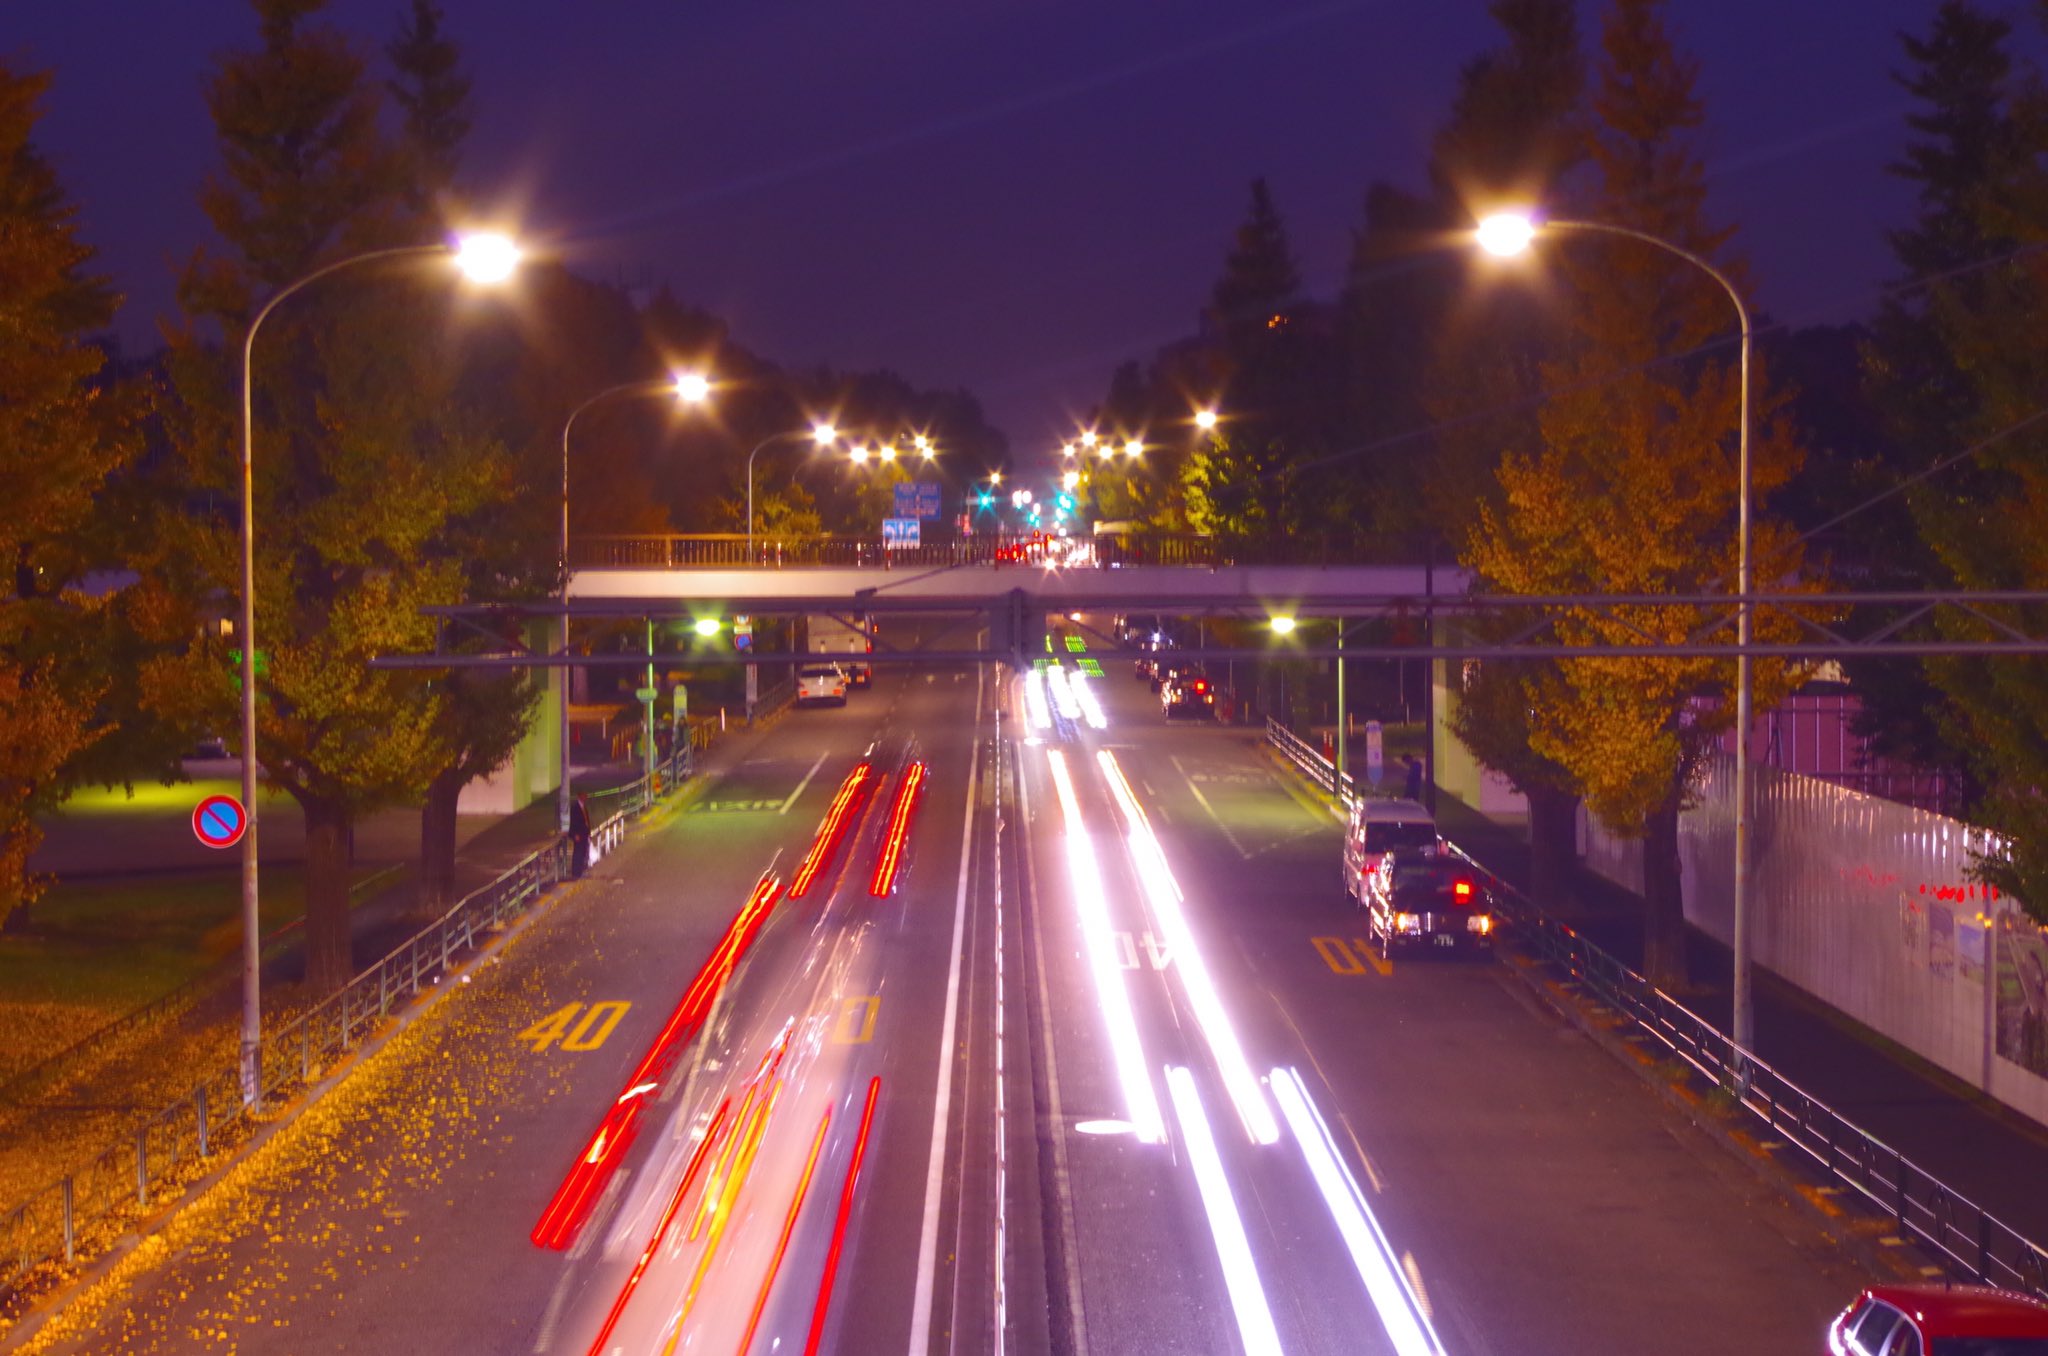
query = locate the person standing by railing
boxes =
[568,795,591,878]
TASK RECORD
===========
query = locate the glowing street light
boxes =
[692,617,722,638]
[811,421,838,444]
[1474,211,1539,258]
[879,442,899,463]
[1123,438,1144,458]
[1060,441,1077,459]
[452,231,521,283]
[238,229,522,1108]
[1062,469,1081,491]
[1079,430,1098,450]
[848,443,872,466]
[1477,204,1759,1055]
[1194,408,1219,432]
[672,369,712,404]
[1269,615,1297,636]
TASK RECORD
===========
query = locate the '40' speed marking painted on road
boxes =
[519,1001,631,1052]
[1312,937,1391,977]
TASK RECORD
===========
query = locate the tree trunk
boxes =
[1641,789,1688,990]
[303,797,354,996]
[1526,785,1579,911]
[420,766,464,911]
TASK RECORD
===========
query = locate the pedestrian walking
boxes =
[1403,754,1424,802]
[569,794,591,878]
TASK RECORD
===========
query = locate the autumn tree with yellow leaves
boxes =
[1464,0,1809,986]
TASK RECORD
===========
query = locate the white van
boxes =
[1342,798,1439,903]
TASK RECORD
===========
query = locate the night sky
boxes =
[9,1,2004,453]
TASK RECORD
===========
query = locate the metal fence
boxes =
[1263,718,2048,1298]
[570,531,1440,571]
[0,764,670,1303]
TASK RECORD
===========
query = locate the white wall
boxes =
[1580,756,2048,1128]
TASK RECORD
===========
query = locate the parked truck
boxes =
[805,613,874,688]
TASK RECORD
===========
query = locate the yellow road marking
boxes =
[1312,935,1391,978]
[518,1000,633,1051]
[833,995,880,1044]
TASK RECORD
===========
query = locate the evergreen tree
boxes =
[1851,1,2018,787]
[387,0,470,214]
[0,63,138,927]
[1894,0,2048,915]
[1464,0,1808,985]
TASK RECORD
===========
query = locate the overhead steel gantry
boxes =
[369,560,2048,670]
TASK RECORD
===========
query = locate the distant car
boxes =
[1829,1282,2048,1355]
[187,734,230,760]
[796,663,849,707]
[1360,845,1496,958]
[1161,672,1217,719]
[1342,798,1439,903]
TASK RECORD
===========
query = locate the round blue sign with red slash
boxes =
[192,794,247,849]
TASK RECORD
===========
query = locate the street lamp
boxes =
[559,370,712,841]
[1194,408,1220,432]
[746,422,839,559]
[236,230,520,1108]
[1122,438,1144,458]
[1477,208,1757,1053]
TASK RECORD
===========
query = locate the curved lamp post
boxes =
[236,231,520,1108]
[558,371,713,836]
[1477,210,1756,1053]
[746,423,841,559]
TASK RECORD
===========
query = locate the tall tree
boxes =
[1852,1,2018,788]
[386,0,470,214]
[0,63,136,928]
[144,0,500,992]
[1464,0,1808,985]
[1893,0,2048,916]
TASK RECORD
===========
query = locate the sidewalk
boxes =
[1433,793,2048,1251]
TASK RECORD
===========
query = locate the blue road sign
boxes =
[893,482,943,519]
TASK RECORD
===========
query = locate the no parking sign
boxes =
[192,794,247,849]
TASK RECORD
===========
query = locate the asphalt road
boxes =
[25,631,1874,1356]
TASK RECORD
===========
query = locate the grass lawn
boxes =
[0,869,308,1083]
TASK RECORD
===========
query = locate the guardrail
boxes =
[0,760,679,1303]
[1263,718,2048,1299]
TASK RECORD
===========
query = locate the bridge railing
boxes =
[1264,717,2048,1299]
[570,531,1439,570]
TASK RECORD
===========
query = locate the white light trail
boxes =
[1165,1066,1283,1356]
[1023,669,1052,731]
[1044,665,1082,721]
[1069,670,1108,729]
[1097,751,1277,1145]
[1046,750,1163,1143]
[1271,1067,1449,1356]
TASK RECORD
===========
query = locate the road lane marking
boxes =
[781,751,829,815]
[1017,705,1091,1356]
[519,1000,633,1052]
[1313,936,1392,978]
[1174,755,1251,859]
[1314,937,1367,975]
[908,665,983,1356]
[832,995,880,1044]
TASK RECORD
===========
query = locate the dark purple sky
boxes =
[9,1,1993,452]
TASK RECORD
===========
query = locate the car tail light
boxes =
[1453,879,1473,902]
[1193,681,1207,692]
